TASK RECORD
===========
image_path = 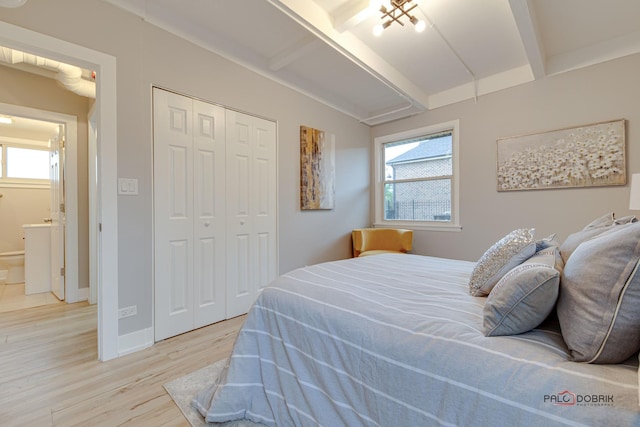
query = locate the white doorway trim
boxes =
[0,21,119,361]
[88,106,98,306]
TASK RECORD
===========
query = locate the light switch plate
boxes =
[118,178,139,195]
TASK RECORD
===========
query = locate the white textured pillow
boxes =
[469,228,536,297]
[557,222,640,363]
[483,247,560,336]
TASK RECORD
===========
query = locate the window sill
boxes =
[373,221,462,232]
[0,181,50,189]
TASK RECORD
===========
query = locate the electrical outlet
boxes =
[118,305,137,319]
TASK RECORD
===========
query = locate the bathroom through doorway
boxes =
[0,105,83,308]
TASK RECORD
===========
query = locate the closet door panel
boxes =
[193,100,226,327]
[252,119,278,293]
[168,240,189,313]
[226,111,277,317]
[226,112,254,318]
[154,88,195,341]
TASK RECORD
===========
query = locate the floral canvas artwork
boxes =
[300,125,335,209]
[497,119,626,192]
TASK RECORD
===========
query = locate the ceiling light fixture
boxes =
[0,116,12,124]
[373,0,426,36]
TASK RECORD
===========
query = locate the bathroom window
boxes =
[0,141,50,188]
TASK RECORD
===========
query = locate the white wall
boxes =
[0,0,371,336]
[372,53,640,262]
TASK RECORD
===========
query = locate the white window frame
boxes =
[0,136,51,189]
[373,120,461,232]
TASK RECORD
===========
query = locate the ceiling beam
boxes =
[509,0,546,79]
[331,0,372,33]
[266,0,431,110]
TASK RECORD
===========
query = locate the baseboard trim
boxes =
[118,327,154,357]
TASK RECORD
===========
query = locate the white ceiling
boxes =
[0,116,58,142]
[99,0,640,125]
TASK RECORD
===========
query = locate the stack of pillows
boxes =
[469,212,640,364]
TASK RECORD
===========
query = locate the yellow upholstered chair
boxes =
[352,228,413,257]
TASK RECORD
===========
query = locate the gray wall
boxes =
[0,0,370,335]
[372,53,640,262]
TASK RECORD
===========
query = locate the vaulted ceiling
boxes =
[103,0,640,125]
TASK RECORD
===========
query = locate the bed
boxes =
[193,217,640,426]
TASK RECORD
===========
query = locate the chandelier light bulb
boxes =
[373,24,384,37]
[414,19,426,32]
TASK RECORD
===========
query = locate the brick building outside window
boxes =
[384,134,452,221]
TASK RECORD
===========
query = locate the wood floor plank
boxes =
[0,302,243,426]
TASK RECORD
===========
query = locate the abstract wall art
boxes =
[300,125,335,210]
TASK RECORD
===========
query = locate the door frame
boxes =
[0,21,119,361]
[88,107,98,305]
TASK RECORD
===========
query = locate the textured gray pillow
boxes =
[469,228,536,297]
[483,247,560,337]
[557,222,640,363]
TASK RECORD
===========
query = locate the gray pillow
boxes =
[469,228,536,297]
[615,215,638,225]
[483,247,560,336]
[557,222,640,363]
[536,233,560,250]
[584,212,615,229]
[559,212,614,263]
[536,234,564,274]
[559,212,637,263]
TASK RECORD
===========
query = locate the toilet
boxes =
[0,251,25,284]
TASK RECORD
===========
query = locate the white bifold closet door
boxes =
[153,88,277,341]
[225,110,277,318]
[154,88,227,341]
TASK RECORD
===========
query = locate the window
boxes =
[374,120,460,231]
[0,139,50,187]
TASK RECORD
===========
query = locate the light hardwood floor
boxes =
[0,302,243,426]
[0,283,63,313]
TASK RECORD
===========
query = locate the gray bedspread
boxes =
[193,254,640,426]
